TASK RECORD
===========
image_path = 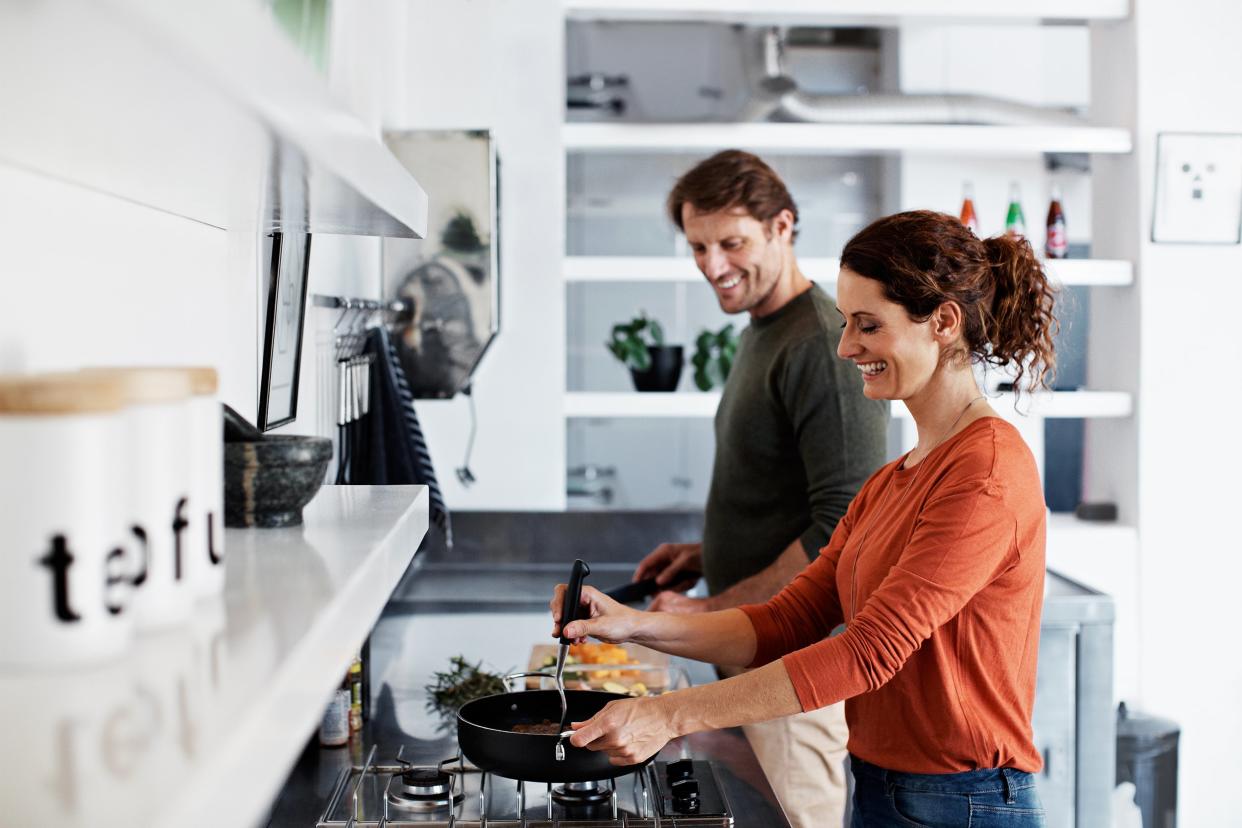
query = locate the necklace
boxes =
[905,394,987,469]
[848,393,985,619]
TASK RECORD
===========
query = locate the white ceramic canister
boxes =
[0,373,134,669]
[87,368,196,630]
[183,367,225,600]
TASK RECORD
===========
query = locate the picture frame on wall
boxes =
[258,231,313,430]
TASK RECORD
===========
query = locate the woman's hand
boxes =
[550,584,641,644]
[568,695,678,766]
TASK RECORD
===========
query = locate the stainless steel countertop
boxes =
[266,559,792,827]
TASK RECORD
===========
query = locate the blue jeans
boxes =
[850,755,1046,827]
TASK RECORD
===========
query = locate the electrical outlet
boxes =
[1152,132,1242,243]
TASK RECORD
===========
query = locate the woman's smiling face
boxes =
[835,267,943,401]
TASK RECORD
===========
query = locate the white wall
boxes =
[0,8,390,440]
[0,165,246,396]
[1087,2,1242,823]
[391,0,567,509]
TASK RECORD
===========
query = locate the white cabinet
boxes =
[0,0,427,238]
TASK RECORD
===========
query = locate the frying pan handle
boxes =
[559,559,591,645]
[504,671,554,692]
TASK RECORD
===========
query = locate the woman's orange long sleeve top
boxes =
[740,417,1046,774]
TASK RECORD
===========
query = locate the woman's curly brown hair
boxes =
[839,210,1058,396]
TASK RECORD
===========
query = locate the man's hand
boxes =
[569,695,678,766]
[648,590,712,614]
[550,584,641,644]
[633,542,703,591]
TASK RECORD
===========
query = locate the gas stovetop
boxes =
[316,748,734,827]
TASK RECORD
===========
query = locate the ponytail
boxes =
[982,235,1058,395]
[840,210,1059,399]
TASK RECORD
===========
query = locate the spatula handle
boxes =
[559,559,591,645]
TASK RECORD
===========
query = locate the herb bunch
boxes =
[425,656,508,718]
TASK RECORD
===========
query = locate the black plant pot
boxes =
[630,345,684,392]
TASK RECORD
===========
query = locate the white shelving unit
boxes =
[564,122,1133,157]
[565,390,1132,419]
[564,256,1134,287]
[564,0,1130,25]
[0,0,428,237]
[560,7,1139,589]
[0,485,429,828]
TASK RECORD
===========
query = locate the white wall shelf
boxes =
[565,390,1132,419]
[564,0,1129,26]
[563,123,1133,157]
[564,257,1133,287]
[0,0,428,237]
[0,485,429,828]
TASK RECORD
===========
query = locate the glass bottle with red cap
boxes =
[1046,186,1068,259]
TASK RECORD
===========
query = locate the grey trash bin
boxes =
[1116,702,1179,828]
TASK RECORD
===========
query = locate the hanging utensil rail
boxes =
[312,293,414,484]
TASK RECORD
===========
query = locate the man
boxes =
[632,150,888,827]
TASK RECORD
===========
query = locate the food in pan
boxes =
[511,719,562,735]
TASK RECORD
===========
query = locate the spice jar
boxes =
[86,368,196,630]
[0,373,134,668]
[319,678,351,748]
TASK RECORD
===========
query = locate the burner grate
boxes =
[316,747,733,827]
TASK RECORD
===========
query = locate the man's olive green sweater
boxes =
[701,284,889,595]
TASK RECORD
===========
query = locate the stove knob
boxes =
[671,777,700,813]
[666,759,695,781]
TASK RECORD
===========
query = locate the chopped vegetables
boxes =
[535,644,657,695]
[567,642,642,680]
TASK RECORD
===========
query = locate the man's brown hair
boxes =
[666,149,800,241]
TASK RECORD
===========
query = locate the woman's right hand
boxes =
[550,584,641,645]
[632,542,703,591]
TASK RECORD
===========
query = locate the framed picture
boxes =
[1152,132,1242,244]
[381,130,500,398]
[258,231,313,430]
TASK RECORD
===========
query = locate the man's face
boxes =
[682,205,790,317]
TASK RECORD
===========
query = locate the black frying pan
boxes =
[457,688,645,782]
[457,559,655,782]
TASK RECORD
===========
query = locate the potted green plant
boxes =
[691,323,739,391]
[606,312,684,392]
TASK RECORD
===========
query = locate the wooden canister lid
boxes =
[81,367,194,404]
[0,372,127,414]
[183,366,219,396]
[84,365,218,396]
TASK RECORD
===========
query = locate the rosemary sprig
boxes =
[425,655,508,718]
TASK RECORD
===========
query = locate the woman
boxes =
[551,210,1057,827]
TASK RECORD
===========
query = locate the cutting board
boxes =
[525,643,671,692]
